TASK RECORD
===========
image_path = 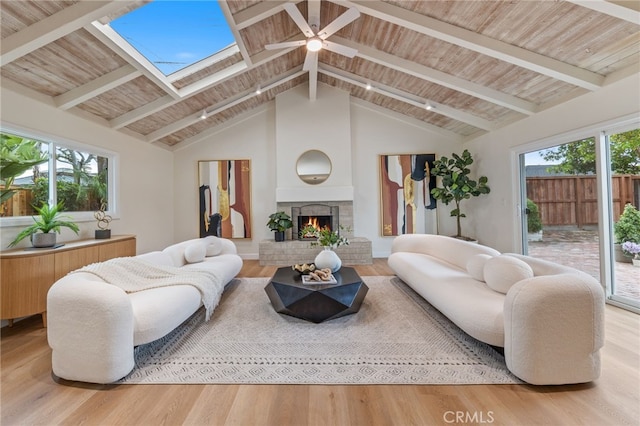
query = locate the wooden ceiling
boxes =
[1,1,638,148]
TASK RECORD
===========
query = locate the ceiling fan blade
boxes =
[322,40,358,58]
[303,51,318,72]
[317,7,360,40]
[265,40,307,50]
[283,2,315,38]
[308,0,321,30]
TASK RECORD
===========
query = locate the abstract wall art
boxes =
[379,154,436,236]
[198,160,252,239]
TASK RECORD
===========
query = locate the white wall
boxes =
[350,101,462,257]
[172,85,462,259]
[0,85,174,254]
[275,84,353,201]
[465,74,640,253]
[172,105,277,258]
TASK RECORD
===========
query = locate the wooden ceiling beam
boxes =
[0,1,132,66]
[320,65,494,130]
[334,0,605,91]
[55,65,142,110]
[566,1,640,24]
[331,36,538,115]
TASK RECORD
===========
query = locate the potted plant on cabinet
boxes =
[8,201,79,248]
[614,203,640,263]
[430,149,490,241]
[266,211,293,242]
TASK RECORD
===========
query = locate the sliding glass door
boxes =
[606,128,640,309]
[520,125,639,312]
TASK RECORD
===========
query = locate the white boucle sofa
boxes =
[47,236,243,384]
[388,234,605,385]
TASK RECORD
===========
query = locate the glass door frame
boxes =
[515,114,639,313]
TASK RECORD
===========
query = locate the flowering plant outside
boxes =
[301,225,350,249]
[621,241,640,259]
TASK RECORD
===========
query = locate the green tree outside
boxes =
[541,129,640,175]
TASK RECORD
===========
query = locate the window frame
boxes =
[0,125,119,227]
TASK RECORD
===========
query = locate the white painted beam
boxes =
[332,36,538,115]
[333,0,605,91]
[55,65,141,110]
[0,1,131,66]
[108,47,299,129]
[218,1,253,64]
[145,68,305,143]
[320,65,494,130]
[233,0,303,30]
[566,0,640,24]
[110,96,174,129]
[85,21,181,99]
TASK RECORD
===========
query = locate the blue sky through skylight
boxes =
[110,1,236,75]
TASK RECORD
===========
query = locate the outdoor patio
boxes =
[528,229,639,304]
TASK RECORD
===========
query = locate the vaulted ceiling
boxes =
[1,1,638,149]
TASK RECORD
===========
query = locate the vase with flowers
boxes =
[621,241,640,267]
[301,224,350,273]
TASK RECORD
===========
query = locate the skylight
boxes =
[110,1,236,76]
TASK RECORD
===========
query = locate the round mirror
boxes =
[296,150,332,185]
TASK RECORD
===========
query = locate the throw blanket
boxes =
[71,257,224,321]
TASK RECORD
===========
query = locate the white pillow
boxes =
[184,242,206,264]
[483,255,534,294]
[466,254,493,282]
[204,236,223,257]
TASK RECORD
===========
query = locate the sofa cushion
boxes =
[484,255,534,294]
[184,242,206,264]
[466,254,493,282]
[204,236,223,257]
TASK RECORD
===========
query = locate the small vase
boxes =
[314,247,341,273]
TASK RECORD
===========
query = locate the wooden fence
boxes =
[526,175,639,228]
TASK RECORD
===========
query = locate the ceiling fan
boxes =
[265,1,360,98]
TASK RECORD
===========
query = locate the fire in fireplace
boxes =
[291,204,340,241]
[298,215,332,239]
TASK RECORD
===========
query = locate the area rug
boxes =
[120,276,521,385]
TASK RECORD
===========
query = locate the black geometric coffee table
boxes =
[264,266,369,323]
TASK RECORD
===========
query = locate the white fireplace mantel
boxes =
[276,186,354,202]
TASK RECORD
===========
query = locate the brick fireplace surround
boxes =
[259,201,372,266]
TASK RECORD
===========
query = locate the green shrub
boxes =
[527,199,543,233]
[614,203,640,244]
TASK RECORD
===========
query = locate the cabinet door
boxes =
[1,254,55,319]
[99,238,136,261]
[54,246,100,280]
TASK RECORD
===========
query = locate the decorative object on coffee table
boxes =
[314,247,341,272]
[302,224,349,273]
[265,266,368,323]
[94,202,112,239]
[8,201,79,248]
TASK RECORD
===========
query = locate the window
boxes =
[0,130,116,222]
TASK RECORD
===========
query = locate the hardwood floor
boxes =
[2,259,638,426]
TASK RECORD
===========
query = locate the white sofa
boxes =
[47,236,243,384]
[388,234,605,385]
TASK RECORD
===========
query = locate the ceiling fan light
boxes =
[306,37,322,52]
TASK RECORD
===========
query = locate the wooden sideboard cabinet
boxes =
[1,235,136,327]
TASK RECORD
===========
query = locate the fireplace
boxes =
[291,204,339,240]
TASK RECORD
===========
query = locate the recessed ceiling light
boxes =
[365,83,372,90]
